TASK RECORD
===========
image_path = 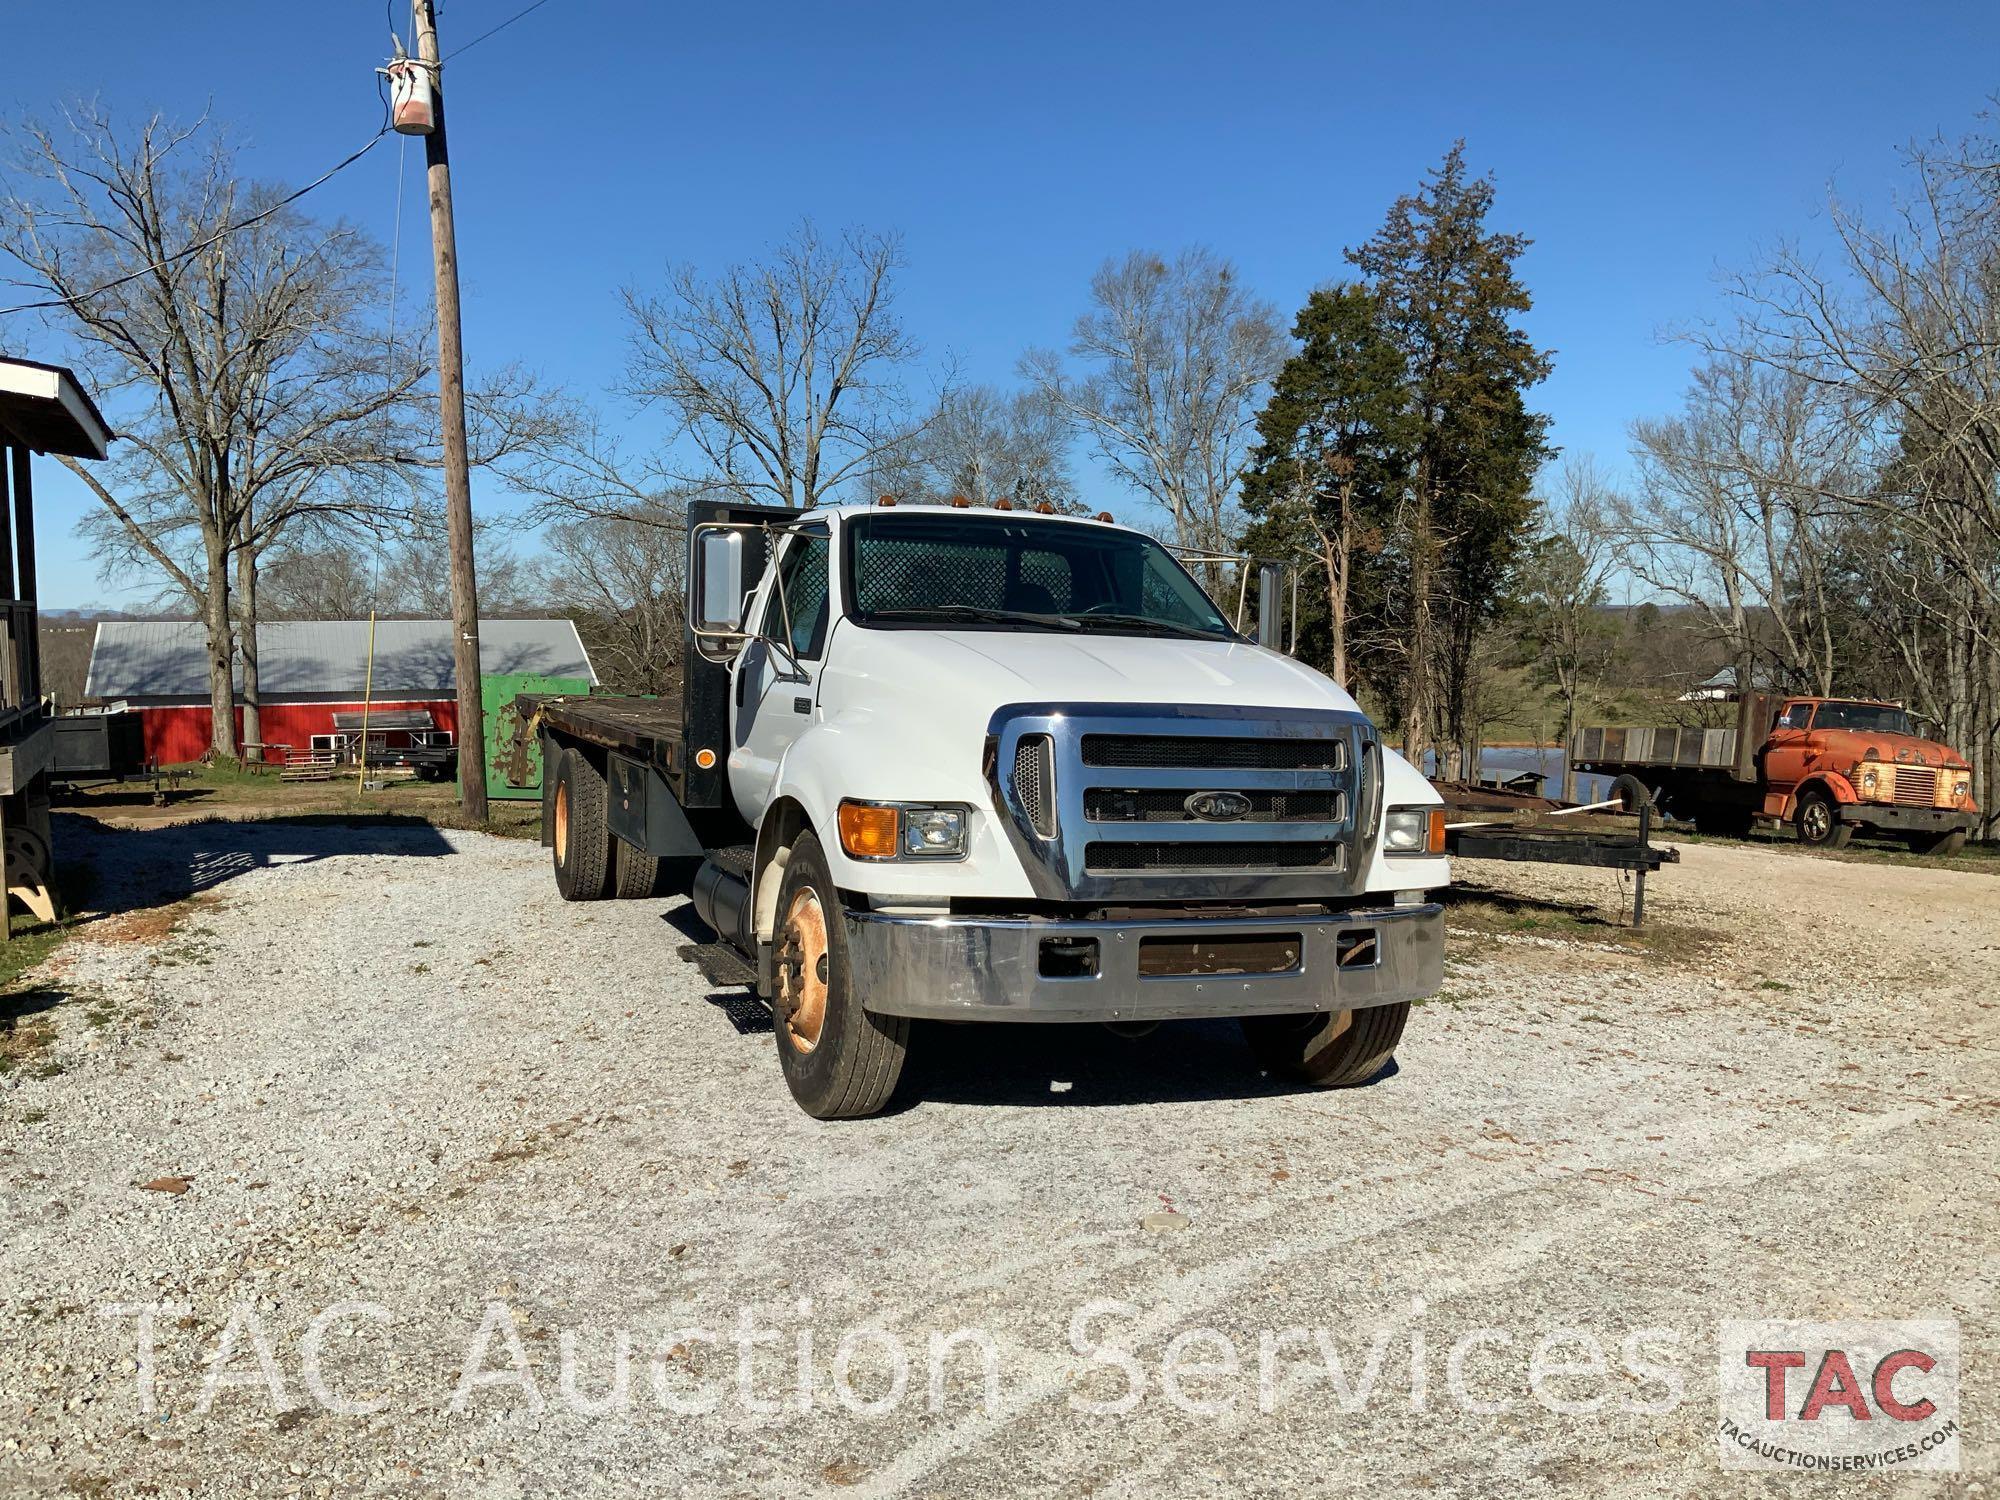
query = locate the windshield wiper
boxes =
[1069,612,1232,641]
[866,605,1083,630]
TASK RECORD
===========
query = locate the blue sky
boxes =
[5,0,1995,607]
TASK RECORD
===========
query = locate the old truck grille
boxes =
[989,705,1375,900]
[1892,766,1939,806]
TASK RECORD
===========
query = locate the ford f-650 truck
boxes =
[510,498,1448,1118]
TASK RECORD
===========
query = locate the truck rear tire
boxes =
[1609,774,1654,814]
[1241,1002,1408,1088]
[1908,828,1968,858]
[612,839,661,898]
[771,831,909,1119]
[551,749,612,901]
[1794,789,1852,850]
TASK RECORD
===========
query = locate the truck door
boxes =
[1761,699,1816,791]
[729,525,833,825]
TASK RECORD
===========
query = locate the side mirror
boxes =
[690,526,747,640]
[1256,563,1288,653]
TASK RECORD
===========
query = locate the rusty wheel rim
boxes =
[554,782,570,863]
[1801,799,1830,843]
[777,887,830,1054]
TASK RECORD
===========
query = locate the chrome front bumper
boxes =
[843,903,1444,1023]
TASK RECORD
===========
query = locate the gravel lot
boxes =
[2,811,1994,1497]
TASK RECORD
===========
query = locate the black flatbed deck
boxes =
[1444,824,1679,873]
[520,693,685,765]
[520,692,684,752]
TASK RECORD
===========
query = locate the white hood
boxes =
[809,623,1365,809]
[790,621,1439,899]
[821,624,1359,724]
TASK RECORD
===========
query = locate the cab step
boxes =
[678,941,758,989]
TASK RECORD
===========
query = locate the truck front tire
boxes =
[1908,828,1968,858]
[1241,1003,1408,1088]
[1794,789,1852,850]
[771,831,909,1119]
[552,749,612,900]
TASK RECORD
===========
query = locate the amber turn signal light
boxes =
[838,801,900,859]
[1426,808,1447,855]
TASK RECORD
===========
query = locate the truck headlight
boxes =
[1952,773,1972,803]
[902,806,967,857]
[1384,805,1446,855]
[1860,767,1878,793]
[837,800,970,860]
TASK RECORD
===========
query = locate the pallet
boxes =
[280,752,338,783]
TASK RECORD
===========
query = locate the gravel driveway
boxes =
[2,812,1993,1497]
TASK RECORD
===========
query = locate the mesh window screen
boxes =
[848,514,1230,634]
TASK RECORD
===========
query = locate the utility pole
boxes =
[411,0,488,820]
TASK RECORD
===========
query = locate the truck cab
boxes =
[1758,697,1976,852]
[523,499,1447,1118]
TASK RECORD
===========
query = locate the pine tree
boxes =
[1346,143,1554,770]
[1240,285,1411,692]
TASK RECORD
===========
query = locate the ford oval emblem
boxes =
[1184,790,1253,821]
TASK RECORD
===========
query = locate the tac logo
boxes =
[1717,1319,1960,1472]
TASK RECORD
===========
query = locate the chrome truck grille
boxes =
[986,704,1380,901]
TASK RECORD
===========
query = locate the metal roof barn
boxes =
[82,619,598,766]
[85,619,595,701]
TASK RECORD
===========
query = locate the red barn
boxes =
[83,618,596,765]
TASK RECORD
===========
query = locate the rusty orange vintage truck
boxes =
[1572,693,1978,854]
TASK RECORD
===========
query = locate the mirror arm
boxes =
[764,552,811,685]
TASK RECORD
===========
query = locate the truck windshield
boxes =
[845,513,1236,640]
[1812,701,1914,735]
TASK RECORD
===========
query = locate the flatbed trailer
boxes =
[1442,802,1678,925]
[503,499,787,871]
[509,691,731,865]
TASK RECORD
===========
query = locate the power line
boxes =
[0,124,391,319]
[443,0,553,60]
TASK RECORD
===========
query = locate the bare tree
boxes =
[1516,458,1621,799]
[261,515,537,621]
[1712,126,2000,832]
[1,108,433,755]
[535,506,687,695]
[886,384,1078,510]
[1621,355,1853,696]
[5,107,565,757]
[620,221,925,510]
[1025,249,1285,575]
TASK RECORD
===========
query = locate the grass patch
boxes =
[0,857,101,997]
[1443,891,1724,963]
[1660,824,1999,874]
